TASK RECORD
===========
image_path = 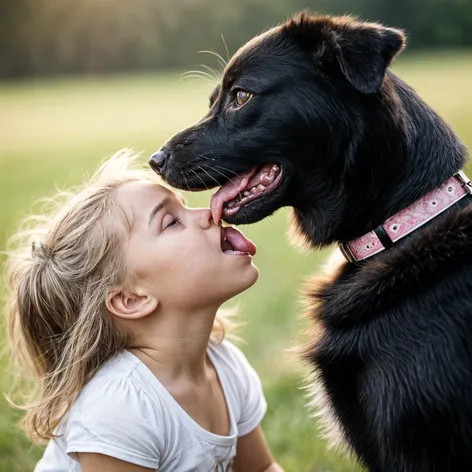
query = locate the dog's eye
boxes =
[235,90,252,107]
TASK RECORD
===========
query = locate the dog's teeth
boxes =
[272,164,280,172]
[250,187,257,194]
[243,191,251,197]
[256,184,265,192]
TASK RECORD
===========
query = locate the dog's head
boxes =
[150,12,406,245]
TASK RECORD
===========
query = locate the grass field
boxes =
[1,50,471,472]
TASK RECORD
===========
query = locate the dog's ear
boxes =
[332,20,406,94]
[286,13,406,94]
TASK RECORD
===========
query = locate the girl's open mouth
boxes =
[220,226,256,256]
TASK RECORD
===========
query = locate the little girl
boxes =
[5,150,284,472]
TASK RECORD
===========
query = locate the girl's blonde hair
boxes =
[3,149,233,443]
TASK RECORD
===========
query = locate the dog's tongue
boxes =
[210,168,255,224]
[223,226,257,256]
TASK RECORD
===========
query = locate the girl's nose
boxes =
[192,208,213,229]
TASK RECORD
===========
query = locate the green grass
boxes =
[1,50,471,472]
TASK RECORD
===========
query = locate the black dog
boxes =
[150,12,472,472]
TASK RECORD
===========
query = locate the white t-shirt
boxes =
[34,340,267,472]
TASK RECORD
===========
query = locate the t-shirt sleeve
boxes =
[66,377,163,469]
[224,341,268,437]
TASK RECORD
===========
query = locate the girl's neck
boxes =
[126,305,218,383]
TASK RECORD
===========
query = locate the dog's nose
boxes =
[149,149,170,175]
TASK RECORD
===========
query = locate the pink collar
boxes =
[339,171,472,263]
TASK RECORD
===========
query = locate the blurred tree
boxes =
[0,0,471,79]
[0,0,35,76]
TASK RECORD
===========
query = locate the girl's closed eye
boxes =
[162,215,181,231]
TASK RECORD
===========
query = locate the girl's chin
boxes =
[230,266,260,294]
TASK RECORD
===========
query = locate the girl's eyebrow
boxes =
[148,197,170,228]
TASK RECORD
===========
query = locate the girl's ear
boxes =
[106,289,158,320]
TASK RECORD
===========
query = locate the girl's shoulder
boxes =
[208,340,268,437]
[207,340,261,392]
[208,339,249,369]
[64,351,164,467]
[80,349,139,381]
[72,350,157,414]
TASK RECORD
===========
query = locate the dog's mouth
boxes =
[210,163,283,224]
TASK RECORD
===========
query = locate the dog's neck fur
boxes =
[293,72,468,248]
[315,202,472,325]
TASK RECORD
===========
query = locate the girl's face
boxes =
[116,181,259,312]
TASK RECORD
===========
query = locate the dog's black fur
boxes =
[151,12,472,472]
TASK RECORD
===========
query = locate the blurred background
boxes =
[1,0,471,471]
